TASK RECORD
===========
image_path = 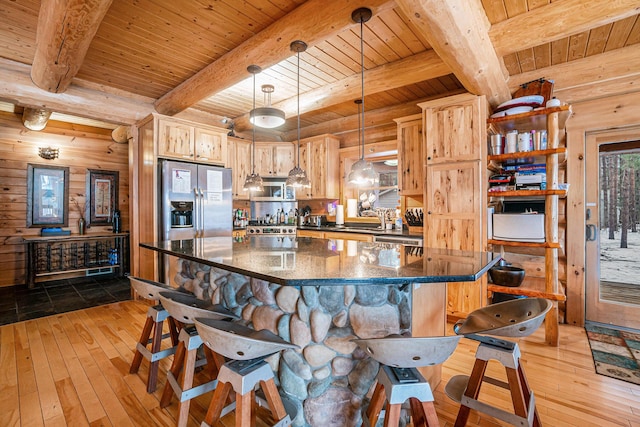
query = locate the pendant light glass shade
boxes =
[286,40,311,189]
[243,65,264,192]
[250,84,286,128]
[348,7,376,187]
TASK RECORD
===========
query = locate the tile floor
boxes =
[0,275,131,326]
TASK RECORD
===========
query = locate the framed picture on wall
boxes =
[87,169,119,225]
[27,164,70,227]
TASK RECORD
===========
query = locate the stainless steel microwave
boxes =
[249,178,296,201]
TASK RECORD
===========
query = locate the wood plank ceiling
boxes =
[0,0,638,139]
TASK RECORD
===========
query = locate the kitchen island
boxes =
[141,236,498,427]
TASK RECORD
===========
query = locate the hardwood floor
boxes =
[1,300,639,427]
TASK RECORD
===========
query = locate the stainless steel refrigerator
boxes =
[159,160,232,283]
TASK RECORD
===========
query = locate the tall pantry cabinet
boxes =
[419,94,488,319]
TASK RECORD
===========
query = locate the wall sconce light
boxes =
[38,147,59,160]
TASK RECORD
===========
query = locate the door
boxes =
[585,129,640,329]
[198,165,232,238]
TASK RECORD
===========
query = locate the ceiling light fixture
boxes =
[250,84,286,129]
[286,40,311,189]
[243,65,264,192]
[347,7,377,186]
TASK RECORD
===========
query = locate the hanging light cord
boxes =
[359,15,365,162]
[297,48,301,167]
[252,71,256,175]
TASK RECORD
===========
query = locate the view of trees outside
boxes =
[599,150,640,285]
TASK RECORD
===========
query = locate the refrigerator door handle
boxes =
[193,187,200,237]
[199,187,205,237]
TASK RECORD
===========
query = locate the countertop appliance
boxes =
[246,223,297,236]
[249,177,296,202]
[160,160,232,280]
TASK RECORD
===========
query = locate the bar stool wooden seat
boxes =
[194,318,299,427]
[158,292,238,427]
[353,335,462,427]
[445,298,553,427]
[128,276,181,393]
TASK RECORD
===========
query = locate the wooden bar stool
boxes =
[194,318,299,427]
[128,276,181,393]
[353,335,462,427]
[445,298,553,427]
[158,292,238,427]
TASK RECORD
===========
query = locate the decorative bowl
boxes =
[488,266,525,287]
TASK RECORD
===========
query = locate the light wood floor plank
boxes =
[25,319,64,422]
[0,325,20,426]
[46,315,108,423]
[3,300,640,427]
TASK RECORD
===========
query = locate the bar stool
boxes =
[353,335,462,427]
[445,298,553,427]
[128,276,181,393]
[158,291,238,427]
[194,318,299,427]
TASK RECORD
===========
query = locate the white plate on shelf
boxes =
[503,106,533,116]
[495,95,544,112]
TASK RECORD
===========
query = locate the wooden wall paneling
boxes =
[133,116,157,281]
[0,111,129,287]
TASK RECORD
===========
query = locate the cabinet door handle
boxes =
[586,224,597,241]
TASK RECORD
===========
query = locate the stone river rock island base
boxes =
[175,259,412,427]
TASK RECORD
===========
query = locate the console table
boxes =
[24,232,129,288]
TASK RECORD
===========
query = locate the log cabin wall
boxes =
[0,112,129,287]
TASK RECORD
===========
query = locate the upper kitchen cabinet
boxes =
[395,114,423,197]
[157,116,227,165]
[228,137,252,200]
[419,94,487,320]
[254,142,296,177]
[296,134,340,200]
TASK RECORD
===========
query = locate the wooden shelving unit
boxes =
[487,105,572,346]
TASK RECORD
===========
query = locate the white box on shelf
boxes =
[492,213,545,242]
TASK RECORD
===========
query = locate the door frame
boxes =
[564,91,640,326]
[585,127,640,329]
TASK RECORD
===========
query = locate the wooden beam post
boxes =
[395,0,511,107]
[31,0,114,93]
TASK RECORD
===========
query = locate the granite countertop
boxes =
[141,236,498,287]
[297,224,422,238]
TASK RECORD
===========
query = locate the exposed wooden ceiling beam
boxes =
[0,58,154,125]
[283,89,466,142]
[395,0,511,107]
[233,50,450,131]
[490,0,640,57]
[154,0,397,116]
[554,75,640,105]
[508,44,640,95]
[31,0,113,93]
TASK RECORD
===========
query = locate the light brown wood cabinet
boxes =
[419,94,487,320]
[228,137,252,199]
[254,142,295,177]
[157,117,227,165]
[395,114,423,196]
[296,134,340,200]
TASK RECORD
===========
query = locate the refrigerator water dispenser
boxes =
[170,201,193,228]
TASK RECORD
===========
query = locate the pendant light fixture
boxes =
[286,40,311,189]
[348,7,377,186]
[250,83,286,129]
[243,65,264,192]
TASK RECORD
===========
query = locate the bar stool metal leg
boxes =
[129,304,179,393]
